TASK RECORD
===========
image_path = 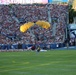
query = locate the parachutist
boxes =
[37,46,41,52]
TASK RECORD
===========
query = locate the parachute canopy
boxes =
[20,21,51,33]
[20,22,34,32]
[36,20,50,29]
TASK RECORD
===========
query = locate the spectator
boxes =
[0,4,68,45]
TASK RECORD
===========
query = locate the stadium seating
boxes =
[0,4,68,49]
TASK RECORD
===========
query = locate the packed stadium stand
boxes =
[0,4,68,50]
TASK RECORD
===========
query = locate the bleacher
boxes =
[0,4,68,50]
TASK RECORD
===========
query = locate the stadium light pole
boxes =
[66,9,70,49]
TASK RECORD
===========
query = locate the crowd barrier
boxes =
[0,43,65,50]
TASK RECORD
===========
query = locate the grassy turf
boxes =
[0,50,76,75]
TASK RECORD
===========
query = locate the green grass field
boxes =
[0,50,76,75]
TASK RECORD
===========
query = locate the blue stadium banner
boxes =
[62,0,68,2]
[48,0,68,3]
[48,0,52,3]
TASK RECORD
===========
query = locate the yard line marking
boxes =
[0,61,65,72]
[0,62,30,69]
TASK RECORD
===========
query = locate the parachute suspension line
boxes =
[20,21,51,44]
[28,24,36,44]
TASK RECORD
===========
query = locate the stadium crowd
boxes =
[0,4,68,49]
